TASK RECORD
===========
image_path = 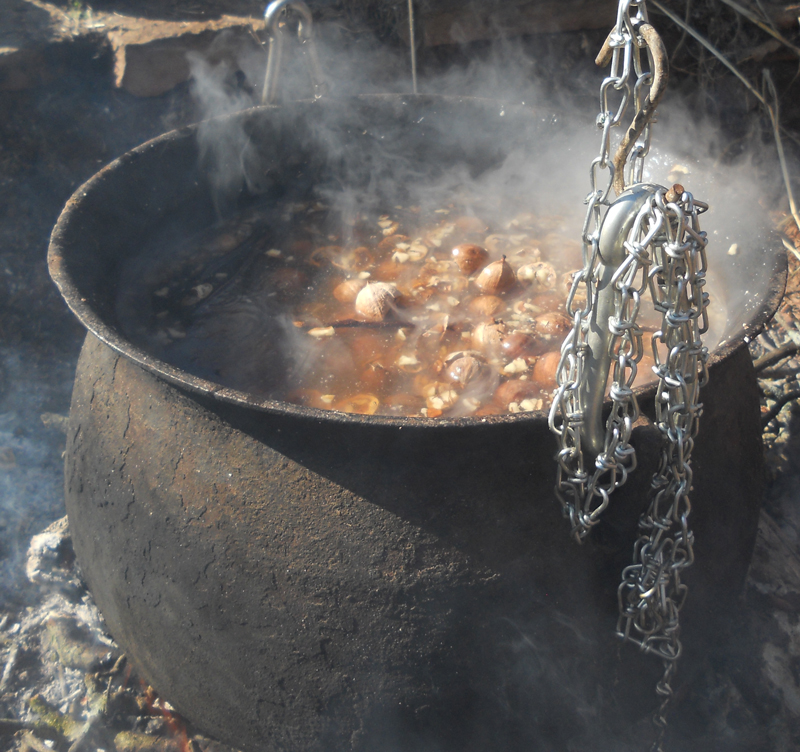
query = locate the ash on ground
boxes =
[0,517,242,752]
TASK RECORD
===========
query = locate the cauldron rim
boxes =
[48,93,788,429]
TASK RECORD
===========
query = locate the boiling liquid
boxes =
[117,198,723,418]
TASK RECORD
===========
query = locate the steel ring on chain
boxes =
[596,22,669,195]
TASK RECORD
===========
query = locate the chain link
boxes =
[548,2,711,749]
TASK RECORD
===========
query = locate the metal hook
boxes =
[582,183,661,455]
[596,22,669,196]
[262,0,328,104]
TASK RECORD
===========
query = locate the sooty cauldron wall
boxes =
[49,96,786,752]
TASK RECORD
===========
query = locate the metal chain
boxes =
[548,1,711,749]
[548,0,657,542]
[616,188,709,752]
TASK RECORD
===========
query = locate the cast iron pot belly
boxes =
[50,96,786,752]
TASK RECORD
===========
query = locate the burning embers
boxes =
[117,197,669,418]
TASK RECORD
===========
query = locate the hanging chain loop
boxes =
[548,2,710,750]
[549,0,667,543]
[616,186,709,751]
[262,0,328,104]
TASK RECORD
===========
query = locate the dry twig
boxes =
[782,236,800,264]
[650,0,768,105]
[719,0,800,58]
[754,339,800,370]
[762,388,800,426]
[763,70,800,251]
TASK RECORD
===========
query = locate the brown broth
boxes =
[118,199,698,418]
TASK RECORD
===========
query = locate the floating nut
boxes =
[443,349,483,364]
[493,379,540,408]
[471,320,507,354]
[474,257,516,295]
[518,261,557,292]
[312,245,341,267]
[378,216,400,234]
[182,283,213,306]
[443,351,487,385]
[468,295,504,317]
[519,397,544,412]
[426,387,458,412]
[500,331,533,360]
[355,282,399,321]
[333,279,367,303]
[532,351,561,390]
[534,311,572,337]
[451,243,489,275]
[445,355,485,385]
[351,247,375,269]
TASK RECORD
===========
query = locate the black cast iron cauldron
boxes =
[49,95,786,752]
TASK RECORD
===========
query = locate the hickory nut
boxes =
[517,261,557,292]
[355,282,399,322]
[474,256,516,295]
[451,243,489,274]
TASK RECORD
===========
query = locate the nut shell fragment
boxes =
[335,394,380,415]
[518,261,557,292]
[445,353,486,385]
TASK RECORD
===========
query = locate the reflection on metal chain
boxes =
[548,0,659,543]
[616,187,709,751]
[548,1,710,750]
